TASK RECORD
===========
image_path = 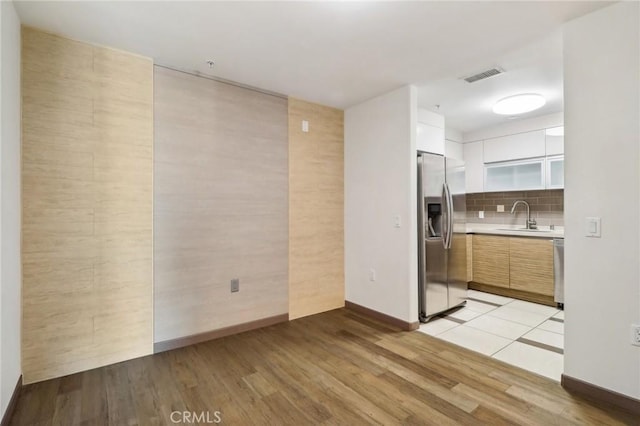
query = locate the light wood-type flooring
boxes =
[9,309,638,425]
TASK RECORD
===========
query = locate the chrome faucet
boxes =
[510,200,537,229]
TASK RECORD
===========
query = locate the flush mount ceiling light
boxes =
[492,93,546,115]
[545,126,564,136]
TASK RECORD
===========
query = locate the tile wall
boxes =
[466,189,564,226]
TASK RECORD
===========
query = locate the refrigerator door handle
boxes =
[441,183,450,249]
[445,182,454,249]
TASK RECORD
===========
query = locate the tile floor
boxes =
[418,289,564,381]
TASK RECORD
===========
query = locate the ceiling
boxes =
[418,31,564,134]
[15,1,611,112]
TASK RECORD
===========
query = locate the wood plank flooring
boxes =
[9,309,638,425]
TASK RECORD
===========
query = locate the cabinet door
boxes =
[445,139,464,161]
[546,156,564,189]
[472,235,509,288]
[466,234,473,282]
[484,158,545,192]
[417,123,444,155]
[463,141,484,193]
[545,131,564,156]
[509,238,554,296]
[483,130,546,163]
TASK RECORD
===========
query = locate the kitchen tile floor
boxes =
[418,289,564,381]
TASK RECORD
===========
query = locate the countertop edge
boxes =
[466,229,564,239]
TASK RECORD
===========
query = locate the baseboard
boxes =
[345,301,419,331]
[561,374,640,416]
[0,375,22,426]
[154,313,289,353]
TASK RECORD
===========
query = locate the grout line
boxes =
[535,326,564,336]
[461,311,535,345]
[444,316,466,325]
[466,297,502,307]
[548,317,564,323]
[517,337,564,354]
[489,339,515,357]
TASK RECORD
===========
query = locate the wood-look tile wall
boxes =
[288,98,344,319]
[21,28,153,384]
[153,67,289,343]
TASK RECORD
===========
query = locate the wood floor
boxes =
[9,308,638,425]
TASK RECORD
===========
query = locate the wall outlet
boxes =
[231,278,240,293]
[369,269,376,282]
[631,324,640,347]
[302,120,309,133]
[478,210,484,219]
[497,205,504,212]
[394,215,401,228]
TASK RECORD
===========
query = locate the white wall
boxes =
[345,85,418,323]
[463,111,563,143]
[1,0,4,405]
[564,1,640,399]
[0,0,21,417]
[445,128,462,143]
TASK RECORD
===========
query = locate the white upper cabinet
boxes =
[417,123,445,154]
[545,131,564,156]
[417,108,445,155]
[485,158,545,192]
[483,130,546,163]
[463,141,484,193]
[546,155,565,189]
[445,139,464,160]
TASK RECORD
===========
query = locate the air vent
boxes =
[463,68,504,83]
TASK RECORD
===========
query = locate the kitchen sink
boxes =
[496,228,550,232]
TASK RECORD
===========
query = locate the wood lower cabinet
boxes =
[509,237,554,296]
[472,235,510,288]
[466,235,473,283]
[470,234,555,298]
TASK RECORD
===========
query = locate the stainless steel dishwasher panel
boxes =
[553,238,564,305]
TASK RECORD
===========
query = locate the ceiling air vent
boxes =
[463,68,504,83]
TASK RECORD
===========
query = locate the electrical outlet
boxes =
[497,205,504,212]
[631,324,640,347]
[369,269,376,282]
[231,278,239,293]
[478,210,484,219]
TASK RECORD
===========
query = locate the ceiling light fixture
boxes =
[492,93,546,115]
[545,126,564,136]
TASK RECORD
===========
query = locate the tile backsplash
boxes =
[466,189,563,227]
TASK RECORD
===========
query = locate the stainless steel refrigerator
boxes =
[418,152,467,322]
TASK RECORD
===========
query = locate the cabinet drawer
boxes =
[472,235,509,288]
[509,238,554,296]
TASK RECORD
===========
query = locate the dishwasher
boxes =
[553,238,564,309]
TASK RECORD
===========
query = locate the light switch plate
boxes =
[585,217,601,238]
[394,215,401,228]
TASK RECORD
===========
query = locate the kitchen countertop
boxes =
[465,223,564,239]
